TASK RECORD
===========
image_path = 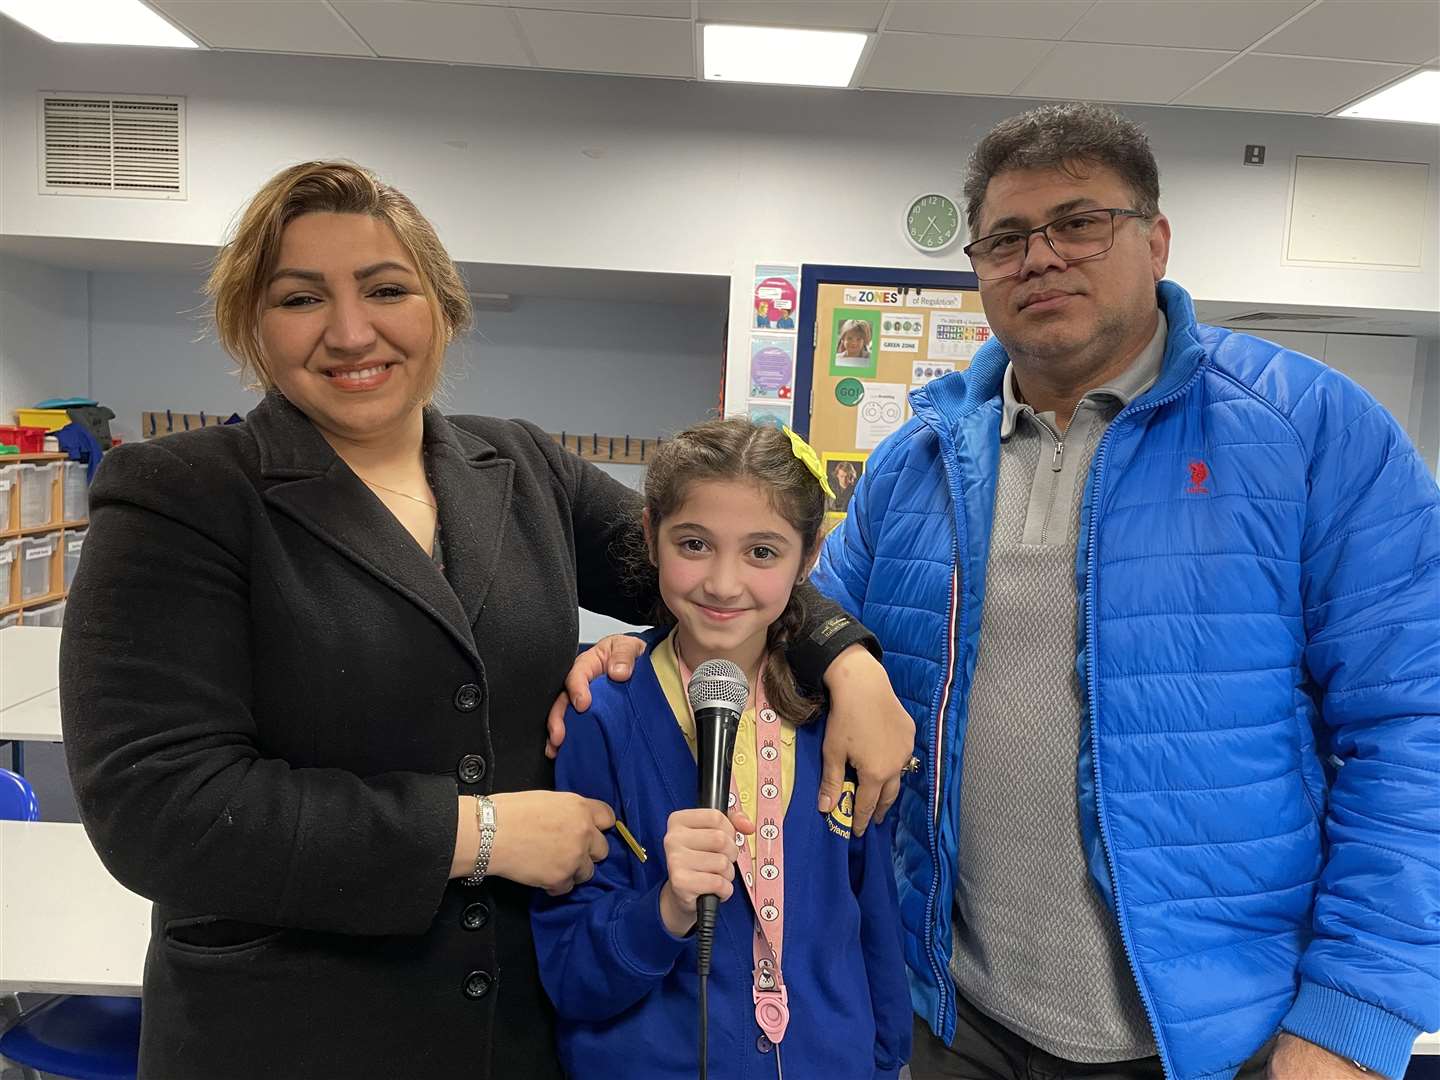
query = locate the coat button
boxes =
[756,1034,772,1053]
[454,684,483,712]
[462,970,494,999]
[461,902,490,932]
[457,755,486,784]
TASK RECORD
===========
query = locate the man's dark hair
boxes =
[962,102,1161,234]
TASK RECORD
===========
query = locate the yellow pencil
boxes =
[614,820,647,862]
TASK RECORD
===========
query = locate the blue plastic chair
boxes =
[0,768,141,1080]
[0,768,39,821]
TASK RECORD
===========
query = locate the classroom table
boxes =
[0,626,63,773]
[0,627,62,714]
[0,820,148,996]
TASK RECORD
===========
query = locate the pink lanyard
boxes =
[678,653,790,1046]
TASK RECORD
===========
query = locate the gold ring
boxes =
[902,755,921,774]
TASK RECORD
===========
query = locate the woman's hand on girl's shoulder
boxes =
[545,635,649,758]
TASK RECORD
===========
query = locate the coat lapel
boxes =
[247,394,511,661]
[424,408,513,630]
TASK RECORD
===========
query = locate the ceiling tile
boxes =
[697,1,888,31]
[886,0,1093,39]
[1064,0,1310,51]
[515,9,694,77]
[332,1,530,66]
[1259,0,1440,64]
[151,1,371,55]
[861,32,1054,95]
[1015,41,1233,104]
[499,0,691,17]
[1177,54,1412,112]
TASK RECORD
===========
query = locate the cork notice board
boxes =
[805,278,988,528]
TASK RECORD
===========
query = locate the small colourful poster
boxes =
[854,382,908,449]
[829,307,880,379]
[929,311,992,360]
[749,335,795,399]
[748,401,792,430]
[910,360,956,386]
[821,451,868,517]
[754,264,800,332]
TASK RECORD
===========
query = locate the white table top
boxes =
[0,687,60,743]
[0,624,62,712]
[0,820,149,996]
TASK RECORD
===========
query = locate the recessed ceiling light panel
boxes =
[0,0,199,48]
[703,23,867,89]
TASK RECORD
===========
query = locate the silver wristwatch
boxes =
[463,795,496,887]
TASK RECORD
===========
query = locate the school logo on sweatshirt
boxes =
[827,779,857,839]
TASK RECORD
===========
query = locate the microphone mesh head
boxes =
[686,659,749,714]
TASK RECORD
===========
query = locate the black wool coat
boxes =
[60,394,658,1079]
[60,393,875,1080]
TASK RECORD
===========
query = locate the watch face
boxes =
[907,193,960,253]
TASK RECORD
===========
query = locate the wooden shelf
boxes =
[0,452,68,463]
[1,591,66,617]
[1,519,88,540]
[1,462,85,622]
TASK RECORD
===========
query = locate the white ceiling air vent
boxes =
[40,93,185,199]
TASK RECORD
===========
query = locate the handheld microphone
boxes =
[685,658,747,1080]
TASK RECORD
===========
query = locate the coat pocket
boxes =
[162,916,287,957]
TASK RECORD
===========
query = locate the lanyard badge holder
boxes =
[739,696,790,1050]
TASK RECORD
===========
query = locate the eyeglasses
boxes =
[963,208,1150,281]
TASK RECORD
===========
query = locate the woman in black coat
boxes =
[59,162,913,1079]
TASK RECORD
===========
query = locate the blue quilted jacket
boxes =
[814,281,1439,1080]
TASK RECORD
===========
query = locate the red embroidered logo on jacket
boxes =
[1187,461,1210,495]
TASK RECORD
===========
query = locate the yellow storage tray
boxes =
[14,408,70,431]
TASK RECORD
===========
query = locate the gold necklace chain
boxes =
[356,474,438,512]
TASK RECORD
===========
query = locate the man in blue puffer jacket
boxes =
[814,103,1439,1080]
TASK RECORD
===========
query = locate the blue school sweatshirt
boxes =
[531,629,911,1079]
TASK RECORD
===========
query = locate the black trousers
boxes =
[908,993,1273,1080]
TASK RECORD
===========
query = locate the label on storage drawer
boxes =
[25,545,52,560]
[0,479,11,492]
[0,549,12,564]
[68,540,84,553]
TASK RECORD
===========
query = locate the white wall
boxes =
[0,256,88,423]
[5,260,726,452]
[2,21,1436,417]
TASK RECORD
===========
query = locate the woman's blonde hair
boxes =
[205,160,472,392]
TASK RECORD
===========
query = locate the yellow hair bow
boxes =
[782,425,836,500]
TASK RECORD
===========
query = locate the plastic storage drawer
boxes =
[0,538,16,604]
[0,463,15,532]
[18,536,54,601]
[63,528,87,589]
[0,612,17,630]
[18,463,58,529]
[25,600,65,627]
[62,461,88,521]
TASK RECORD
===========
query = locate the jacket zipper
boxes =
[919,433,969,1041]
[1031,413,1066,472]
[1084,372,1199,1080]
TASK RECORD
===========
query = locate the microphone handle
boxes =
[692,705,740,979]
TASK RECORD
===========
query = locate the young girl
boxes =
[532,419,910,1079]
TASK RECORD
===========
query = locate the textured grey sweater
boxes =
[949,314,1166,1062]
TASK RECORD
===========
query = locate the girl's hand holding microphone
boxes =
[658,808,752,937]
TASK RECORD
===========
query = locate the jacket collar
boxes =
[910,279,1208,435]
[247,393,512,660]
